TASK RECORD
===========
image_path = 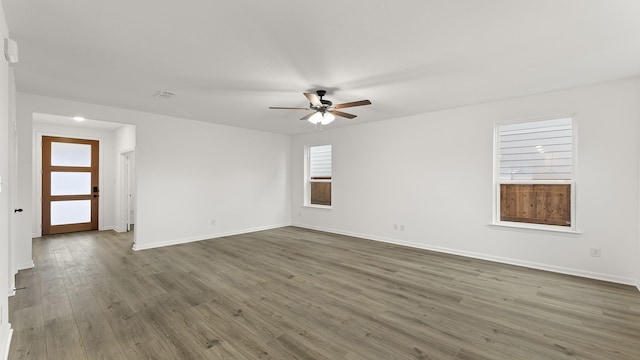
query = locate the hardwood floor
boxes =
[8,227,640,359]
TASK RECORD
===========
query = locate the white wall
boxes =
[16,93,291,253]
[292,77,640,285]
[32,122,118,236]
[130,113,291,249]
[115,124,136,152]
[0,1,13,358]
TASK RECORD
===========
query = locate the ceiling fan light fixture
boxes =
[308,112,336,125]
[308,112,323,124]
[320,112,335,125]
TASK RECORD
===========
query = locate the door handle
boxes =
[14,208,23,213]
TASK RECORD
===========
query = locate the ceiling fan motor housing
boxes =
[310,90,332,108]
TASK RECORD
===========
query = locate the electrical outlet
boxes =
[590,248,601,258]
[210,219,216,225]
[399,224,405,231]
[393,224,398,230]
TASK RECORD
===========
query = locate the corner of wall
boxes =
[637,77,640,294]
[16,261,34,271]
[3,328,13,360]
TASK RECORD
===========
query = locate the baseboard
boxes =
[3,328,13,360]
[32,232,40,238]
[7,290,15,297]
[133,223,290,251]
[114,226,130,233]
[17,261,34,271]
[292,223,637,286]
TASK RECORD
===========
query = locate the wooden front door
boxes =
[42,136,99,235]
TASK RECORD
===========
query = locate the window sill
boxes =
[304,204,332,210]
[490,221,581,235]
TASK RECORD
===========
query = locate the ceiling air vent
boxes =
[153,90,176,99]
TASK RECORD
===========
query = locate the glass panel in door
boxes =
[51,142,92,166]
[50,172,92,195]
[51,200,92,225]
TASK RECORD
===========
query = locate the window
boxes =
[496,117,575,229]
[307,145,332,207]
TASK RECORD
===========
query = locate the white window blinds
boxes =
[309,145,332,179]
[499,118,573,180]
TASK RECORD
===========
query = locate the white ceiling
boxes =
[4,1,640,135]
[32,113,124,130]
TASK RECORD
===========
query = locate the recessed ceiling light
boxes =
[73,116,85,122]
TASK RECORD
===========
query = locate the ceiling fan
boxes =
[269,90,371,125]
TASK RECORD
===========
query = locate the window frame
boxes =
[492,115,579,233]
[305,144,332,209]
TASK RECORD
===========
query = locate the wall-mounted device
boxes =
[4,38,18,64]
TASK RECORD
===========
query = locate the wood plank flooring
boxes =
[8,227,640,359]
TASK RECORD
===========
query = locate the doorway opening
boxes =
[32,113,137,245]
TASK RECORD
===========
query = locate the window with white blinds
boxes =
[499,118,573,180]
[307,145,332,207]
[309,145,332,179]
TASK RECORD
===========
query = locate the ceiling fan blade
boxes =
[299,112,316,121]
[269,107,309,110]
[334,100,371,109]
[330,110,357,119]
[304,93,323,107]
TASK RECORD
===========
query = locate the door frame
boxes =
[42,136,99,235]
[35,131,105,237]
[119,148,135,233]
